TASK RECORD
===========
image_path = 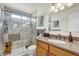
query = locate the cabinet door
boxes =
[37,46,48,56]
[37,40,48,50]
[49,45,75,56]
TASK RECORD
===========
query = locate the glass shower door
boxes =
[0,8,4,56]
[3,10,36,54]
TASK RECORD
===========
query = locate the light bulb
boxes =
[54,9,59,13]
[51,6,55,10]
[67,3,74,7]
[56,3,62,8]
[60,6,65,10]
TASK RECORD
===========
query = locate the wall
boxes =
[44,5,79,37]
[12,24,32,49]
[43,14,49,32]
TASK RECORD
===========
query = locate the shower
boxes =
[0,7,37,55]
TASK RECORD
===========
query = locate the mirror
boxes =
[68,12,79,32]
[37,16,44,27]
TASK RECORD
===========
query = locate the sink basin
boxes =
[48,40,66,44]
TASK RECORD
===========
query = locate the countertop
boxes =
[36,36,79,56]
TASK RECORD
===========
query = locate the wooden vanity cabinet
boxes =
[36,40,49,56]
[36,40,77,56]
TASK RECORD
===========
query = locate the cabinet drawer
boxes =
[49,45,75,56]
[37,40,48,50]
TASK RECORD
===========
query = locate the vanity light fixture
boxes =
[51,3,74,13]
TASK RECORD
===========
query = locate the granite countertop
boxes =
[36,36,79,55]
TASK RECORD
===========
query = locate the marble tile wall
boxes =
[12,24,32,50]
[0,44,3,56]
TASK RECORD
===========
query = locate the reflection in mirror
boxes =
[38,16,44,26]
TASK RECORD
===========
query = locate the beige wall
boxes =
[44,5,79,37]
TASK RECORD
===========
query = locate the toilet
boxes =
[27,45,36,56]
[6,46,28,56]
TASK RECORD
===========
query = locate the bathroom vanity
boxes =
[36,37,79,56]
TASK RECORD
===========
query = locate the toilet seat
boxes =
[27,45,36,56]
[28,45,36,50]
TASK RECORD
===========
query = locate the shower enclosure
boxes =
[0,8,4,56]
[0,7,37,55]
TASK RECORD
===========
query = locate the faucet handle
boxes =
[58,34,61,40]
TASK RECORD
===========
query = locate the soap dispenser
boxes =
[68,32,73,42]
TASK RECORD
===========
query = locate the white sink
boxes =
[48,40,66,44]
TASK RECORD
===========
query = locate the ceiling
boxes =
[2,3,51,16]
[2,3,78,16]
